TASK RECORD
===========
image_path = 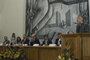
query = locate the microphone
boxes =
[74,22,82,24]
[74,22,88,25]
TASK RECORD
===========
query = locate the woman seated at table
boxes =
[17,37,22,45]
[11,33,16,45]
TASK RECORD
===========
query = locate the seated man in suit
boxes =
[30,34,40,46]
[22,34,29,46]
[55,32,62,46]
[3,36,9,45]
[41,35,52,46]
[76,15,89,33]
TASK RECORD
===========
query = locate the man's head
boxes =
[57,32,62,38]
[44,35,48,40]
[69,32,74,34]
[77,15,83,23]
[31,34,36,39]
[23,34,27,39]
[4,36,8,40]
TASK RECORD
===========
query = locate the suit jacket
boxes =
[41,39,52,46]
[3,40,9,45]
[55,38,61,46]
[76,23,89,33]
[30,38,40,46]
[22,38,29,46]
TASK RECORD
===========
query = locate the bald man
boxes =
[76,15,89,33]
[30,34,40,46]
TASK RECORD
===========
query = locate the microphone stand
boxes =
[75,22,83,60]
[74,22,89,60]
[80,23,83,60]
[80,23,89,60]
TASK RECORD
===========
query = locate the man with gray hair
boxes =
[3,36,9,45]
[76,15,89,33]
[22,34,29,46]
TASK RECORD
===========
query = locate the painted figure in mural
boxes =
[26,0,50,36]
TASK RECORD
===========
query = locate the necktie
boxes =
[45,40,47,46]
[29,40,31,46]
[58,39,60,46]
[78,24,81,27]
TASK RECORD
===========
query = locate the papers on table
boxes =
[0,43,3,46]
[33,44,39,46]
[22,44,28,46]
[49,44,56,46]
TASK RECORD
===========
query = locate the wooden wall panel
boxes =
[39,48,48,60]
[48,49,58,60]
[24,47,29,60]
[29,48,38,60]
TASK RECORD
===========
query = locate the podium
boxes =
[61,33,90,60]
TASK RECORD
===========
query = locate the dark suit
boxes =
[22,38,29,46]
[76,23,89,33]
[3,40,9,45]
[30,38,40,46]
[55,38,61,46]
[41,39,52,46]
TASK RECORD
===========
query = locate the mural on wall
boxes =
[26,0,89,43]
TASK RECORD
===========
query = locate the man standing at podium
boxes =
[76,15,88,33]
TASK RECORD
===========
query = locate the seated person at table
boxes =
[3,36,9,45]
[30,34,40,46]
[22,34,29,46]
[55,32,62,46]
[41,35,52,46]
[17,37,22,45]
[11,33,16,45]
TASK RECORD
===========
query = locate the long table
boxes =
[0,46,61,60]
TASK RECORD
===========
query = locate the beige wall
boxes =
[0,0,1,14]
[0,0,1,34]
[0,0,26,43]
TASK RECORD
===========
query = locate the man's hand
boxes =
[30,38,34,42]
